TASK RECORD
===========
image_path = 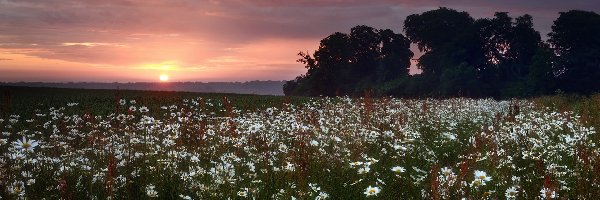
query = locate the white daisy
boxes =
[505,186,518,199]
[146,184,158,197]
[13,136,39,152]
[391,166,406,173]
[364,185,381,197]
[139,106,149,113]
[474,170,492,182]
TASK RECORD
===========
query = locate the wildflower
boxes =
[350,161,363,167]
[364,185,381,197]
[119,99,126,105]
[316,192,329,199]
[141,116,155,125]
[358,166,370,174]
[391,166,406,173]
[474,170,492,182]
[10,152,26,160]
[146,184,158,197]
[139,106,149,113]
[505,186,518,199]
[27,178,35,186]
[471,179,484,187]
[366,158,379,165]
[249,124,261,133]
[129,106,137,112]
[310,140,319,146]
[540,187,557,199]
[7,181,25,196]
[440,167,453,176]
[13,136,39,152]
[130,100,136,104]
[237,188,248,197]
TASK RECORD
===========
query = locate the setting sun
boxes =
[159,74,169,82]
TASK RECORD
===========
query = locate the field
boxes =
[1,86,600,199]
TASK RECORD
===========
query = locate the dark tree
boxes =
[403,7,487,96]
[379,29,413,81]
[285,8,600,98]
[549,10,600,94]
[527,43,557,95]
[284,26,413,96]
[475,12,542,97]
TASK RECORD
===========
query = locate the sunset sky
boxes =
[1,0,599,82]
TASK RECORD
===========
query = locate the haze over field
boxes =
[1,0,599,83]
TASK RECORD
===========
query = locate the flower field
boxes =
[1,87,600,199]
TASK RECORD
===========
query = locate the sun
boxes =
[159,74,169,82]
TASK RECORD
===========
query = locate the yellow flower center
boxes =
[368,189,376,194]
[479,175,486,180]
[22,142,31,149]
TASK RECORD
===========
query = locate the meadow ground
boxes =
[1,86,599,199]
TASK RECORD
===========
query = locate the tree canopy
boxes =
[285,8,600,98]
[284,26,413,96]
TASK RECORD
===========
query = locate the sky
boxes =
[1,0,599,82]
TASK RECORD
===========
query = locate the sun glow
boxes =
[159,74,169,82]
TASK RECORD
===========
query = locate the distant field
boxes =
[1,86,600,199]
[0,86,309,118]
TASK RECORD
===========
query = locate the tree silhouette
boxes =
[285,9,600,98]
[284,26,413,96]
[549,10,600,94]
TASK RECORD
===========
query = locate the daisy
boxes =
[316,192,329,200]
[540,187,557,199]
[364,185,381,197]
[139,106,149,113]
[350,161,363,167]
[440,167,453,176]
[10,152,26,160]
[474,170,492,182]
[237,188,248,197]
[505,186,518,199]
[391,166,406,173]
[13,136,39,152]
[8,181,25,196]
[358,166,370,174]
[146,184,158,197]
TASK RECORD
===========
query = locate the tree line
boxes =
[283,8,600,98]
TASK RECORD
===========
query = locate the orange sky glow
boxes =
[1,0,598,82]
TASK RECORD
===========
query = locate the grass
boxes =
[0,86,311,118]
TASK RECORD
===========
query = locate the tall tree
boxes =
[284,26,413,96]
[404,7,486,96]
[549,10,600,94]
[528,43,557,95]
[476,12,541,96]
[379,29,413,81]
